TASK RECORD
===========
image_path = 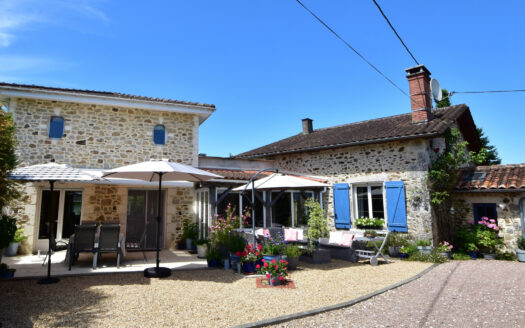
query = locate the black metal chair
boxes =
[125,228,147,262]
[94,223,122,269]
[68,224,97,270]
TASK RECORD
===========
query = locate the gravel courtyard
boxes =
[273,260,525,328]
[0,260,429,327]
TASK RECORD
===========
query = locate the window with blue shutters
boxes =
[385,181,408,232]
[49,116,64,139]
[153,125,166,145]
[333,183,351,229]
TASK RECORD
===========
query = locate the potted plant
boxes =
[437,241,453,259]
[240,244,260,274]
[4,228,27,257]
[182,219,198,251]
[466,243,478,259]
[177,237,186,250]
[229,233,246,270]
[398,245,410,259]
[206,246,221,268]
[517,237,525,263]
[258,258,289,286]
[355,217,385,230]
[283,244,303,270]
[300,199,331,264]
[209,204,246,259]
[364,230,377,238]
[386,232,408,257]
[0,263,16,279]
[261,234,285,262]
[416,239,432,254]
[0,215,17,263]
[195,239,209,258]
[475,217,503,260]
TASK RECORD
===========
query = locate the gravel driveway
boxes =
[272,260,525,328]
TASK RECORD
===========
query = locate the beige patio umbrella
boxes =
[8,162,99,284]
[102,159,222,278]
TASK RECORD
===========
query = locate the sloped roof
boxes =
[236,105,480,158]
[199,168,274,181]
[456,164,525,192]
[0,82,215,108]
[8,163,99,181]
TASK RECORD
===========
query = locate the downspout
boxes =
[320,187,327,209]
[520,197,525,238]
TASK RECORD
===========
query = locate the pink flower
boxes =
[271,259,276,264]
[271,279,275,284]
[266,274,270,278]
[261,258,265,262]
[487,224,494,229]
[494,226,499,231]
[264,262,268,268]
[256,264,260,269]
[275,265,279,270]
[489,219,496,223]
[279,276,284,281]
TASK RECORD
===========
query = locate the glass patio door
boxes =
[196,188,210,239]
[126,190,165,250]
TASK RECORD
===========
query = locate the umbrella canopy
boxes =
[101,159,222,182]
[233,173,328,191]
[8,162,99,182]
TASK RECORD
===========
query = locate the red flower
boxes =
[284,267,288,271]
[235,251,241,257]
[261,258,265,262]
[271,259,276,264]
[275,265,279,270]
[256,264,260,269]
[279,276,284,281]
[266,274,270,278]
[255,252,259,256]
[271,279,275,284]
[241,251,247,257]
[257,244,262,251]
[264,262,268,268]
[280,260,284,263]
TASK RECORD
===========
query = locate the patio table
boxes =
[354,230,390,266]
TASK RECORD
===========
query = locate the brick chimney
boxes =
[405,65,432,124]
[302,118,313,134]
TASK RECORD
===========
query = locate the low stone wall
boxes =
[454,192,524,251]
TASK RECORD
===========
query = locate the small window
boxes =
[354,185,385,220]
[153,125,166,145]
[49,116,64,139]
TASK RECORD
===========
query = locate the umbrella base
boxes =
[37,277,60,284]
[144,266,172,278]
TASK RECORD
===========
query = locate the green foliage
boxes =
[477,128,501,165]
[0,215,17,249]
[385,232,409,248]
[194,238,209,246]
[228,233,246,253]
[206,246,221,261]
[209,204,244,245]
[355,217,384,229]
[261,235,285,256]
[517,237,525,250]
[451,252,472,260]
[407,249,448,263]
[427,128,488,242]
[12,228,27,243]
[415,239,432,247]
[364,230,377,237]
[0,113,21,211]
[496,251,517,261]
[181,219,198,240]
[284,244,303,258]
[304,199,329,249]
[436,89,451,108]
[399,243,418,255]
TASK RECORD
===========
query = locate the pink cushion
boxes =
[340,232,354,247]
[284,229,298,242]
[262,229,270,237]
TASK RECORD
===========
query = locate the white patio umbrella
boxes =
[233,173,329,191]
[8,162,99,284]
[102,159,222,278]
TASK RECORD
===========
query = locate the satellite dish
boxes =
[430,78,442,102]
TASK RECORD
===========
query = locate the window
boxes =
[354,185,385,220]
[49,116,64,138]
[153,125,166,145]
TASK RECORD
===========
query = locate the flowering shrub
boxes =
[355,217,384,229]
[257,258,288,283]
[209,204,250,245]
[237,243,262,263]
[437,241,453,253]
[261,233,285,256]
[475,217,503,253]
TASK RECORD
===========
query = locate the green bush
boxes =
[206,246,221,261]
[0,215,17,249]
[517,237,525,250]
[415,239,432,247]
[451,252,471,260]
[284,244,303,258]
[305,199,329,249]
[407,250,448,263]
[496,252,517,261]
[13,228,27,243]
[385,232,410,248]
[228,233,246,254]
[181,219,198,240]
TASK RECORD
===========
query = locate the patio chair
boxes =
[94,223,122,269]
[125,228,147,262]
[68,224,98,270]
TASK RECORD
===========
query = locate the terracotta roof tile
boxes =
[456,164,525,191]
[236,105,476,158]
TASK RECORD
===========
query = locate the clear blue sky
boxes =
[1,0,523,164]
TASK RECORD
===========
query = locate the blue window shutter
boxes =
[333,183,351,229]
[49,117,64,138]
[153,125,165,145]
[386,181,408,232]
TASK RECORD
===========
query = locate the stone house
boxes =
[455,164,525,250]
[0,83,215,253]
[235,65,483,243]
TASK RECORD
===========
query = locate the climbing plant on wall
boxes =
[0,111,21,211]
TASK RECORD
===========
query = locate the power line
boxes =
[294,0,409,97]
[451,89,525,95]
[371,0,419,65]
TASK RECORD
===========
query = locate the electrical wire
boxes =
[371,0,419,65]
[294,0,409,97]
[451,89,525,95]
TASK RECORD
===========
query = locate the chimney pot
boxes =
[405,64,433,124]
[302,118,313,134]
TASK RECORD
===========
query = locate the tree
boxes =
[477,127,502,165]
[436,89,451,108]
[0,111,21,211]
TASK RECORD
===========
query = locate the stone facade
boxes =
[454,192,525,251]
[11,98,196,168]
[270,139,436,241]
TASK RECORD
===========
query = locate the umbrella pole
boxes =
[38,180,59,285]
[252,180,256,246]
[144,172,171,278]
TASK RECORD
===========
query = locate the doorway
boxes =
[126,190,165,250]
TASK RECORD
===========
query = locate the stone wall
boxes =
[270,139,436,241]
[454,192,524,251]
[11,98,196,168]
[166,187,195,248]
[82,185,127,224]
